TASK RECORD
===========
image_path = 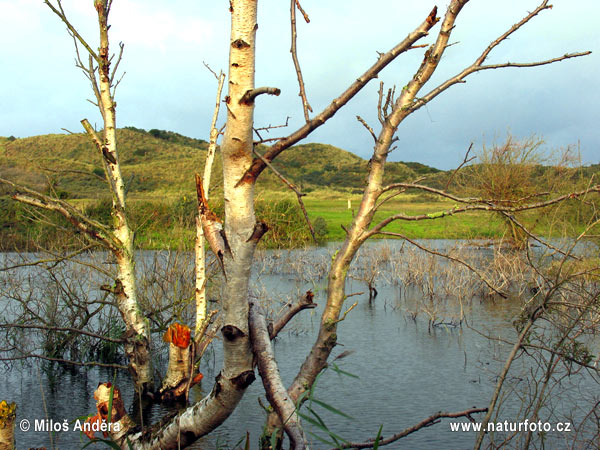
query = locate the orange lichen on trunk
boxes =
[83,382,133,441]
[163,323,192,349]
[0,400,16,450]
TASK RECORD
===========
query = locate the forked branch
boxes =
[364,184,600,240]
[0,177,118,250]
[406,1,591,116]
[238,6,441,185]
[290,0,312,122]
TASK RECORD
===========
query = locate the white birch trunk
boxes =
[195,73,225,337]
[121,2,262,446]
[95,2,153,393]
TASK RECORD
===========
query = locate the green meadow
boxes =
[1,128,597,250]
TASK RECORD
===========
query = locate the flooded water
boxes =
[1,241,598,449]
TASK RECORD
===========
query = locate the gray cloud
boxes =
[1,0,598,169]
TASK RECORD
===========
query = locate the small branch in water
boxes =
[338,407,487,449]
[0,323,124,343]
[331,301,358,326]
[270,291,316,339]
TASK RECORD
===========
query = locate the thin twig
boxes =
[339,407,487,449]
[377,232,509,298]
[356,116,377,142]
[0,323,124,343]
[252,147,318,243]
[290,0,312,122]
[444,142,474,190]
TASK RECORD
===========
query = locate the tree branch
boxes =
[364,184,600,239]
[290,0,312,122]
[252,147,318,243]
[406,0,591,116]
[44,0,99,62]
[0,323,124,344]
[270,291,316,339]
[339,407,487,449]
[249,301,308,449]
[239,87,281,105]
[238,7,440,185]
[375,232,508,298]
[0,177,119,250]
[1,353,128,370]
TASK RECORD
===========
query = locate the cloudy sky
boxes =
[1,0,598,169]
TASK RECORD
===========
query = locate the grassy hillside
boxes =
[0,128,440,200]
[1,129,597,250]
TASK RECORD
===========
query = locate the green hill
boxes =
[0,128,439,199]
[3,129,593,250]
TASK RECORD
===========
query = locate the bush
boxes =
[313,216,328,244]
[256,199,316,248]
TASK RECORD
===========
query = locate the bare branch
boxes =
[294,0,310,23]
[44,0,99,62]
[252,147,318,243]
[110,41,125,86]
[356,115,377,142]
[203,61,221,80]
[249,301,308,449]
[0,244,99,272]
[254,117,291,143]
[444,142,474,191]
[270,291,316,339]
[1,353,128,370]
[365,184,600,239]
[407,1,591,116]
[195,69,225,335]
[339,407,487,449]
[332,300,358,325]
[499,211,582,260]
[238,8,441,184]
[377,232,508,298]
[290,0,312,122]
[0,323,124,344]
[0,177,119,250]
[239,87,281,105]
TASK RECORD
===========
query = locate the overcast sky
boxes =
[1,0,598,169]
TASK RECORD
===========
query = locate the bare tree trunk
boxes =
[115,2,264,446]
[84,0,153,394]
[195,72,225,338]
[249,302,308,449]
[286,0,465,407]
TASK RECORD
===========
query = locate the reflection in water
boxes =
[1,240,598,449]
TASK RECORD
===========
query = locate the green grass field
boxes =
[1,129,597,250]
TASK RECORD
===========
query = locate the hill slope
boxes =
[0,128,440,198]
